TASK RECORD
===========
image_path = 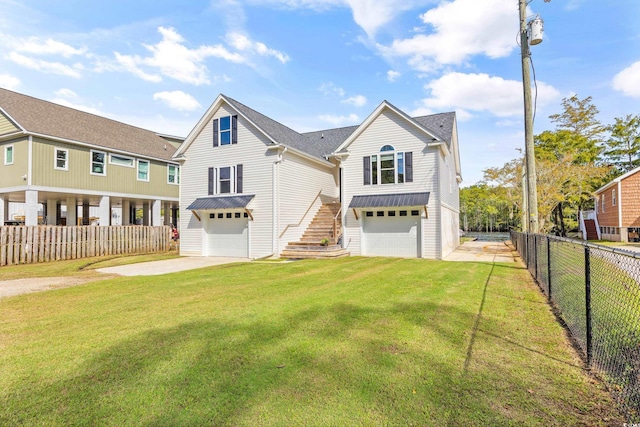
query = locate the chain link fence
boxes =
[511,231,640,421]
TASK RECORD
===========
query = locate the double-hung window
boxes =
[208,164,243,195]
[54,148,68,170]
[4,144,14,165]
[137,160,150,181]
[363,145,412,185]
[612,189,617,207]
[91,150,106,175]
[168,164,179,184]
[213,115,238,147]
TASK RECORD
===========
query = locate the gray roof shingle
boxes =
[0,88,177,161]
[224,95,455,160]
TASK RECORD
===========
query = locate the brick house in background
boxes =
[593,166,640,242]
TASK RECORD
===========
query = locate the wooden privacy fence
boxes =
[0,225,171,267]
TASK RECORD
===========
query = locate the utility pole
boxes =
[519,0,540,234]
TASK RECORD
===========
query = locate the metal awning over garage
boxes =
[187,195,255,210]
[348,192,430,208]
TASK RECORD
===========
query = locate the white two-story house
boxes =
[173,94,461,259]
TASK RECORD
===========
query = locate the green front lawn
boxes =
[0,257,621,425]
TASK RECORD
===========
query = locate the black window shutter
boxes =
[232,115,238,144]
[208,167,214,195]
[213,119,219,147]
[236,164,243,193]
[363,156,371,185]
[405,152,413,183]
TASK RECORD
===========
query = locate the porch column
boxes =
[0,194,7,225]
[142,202,150,226]
[25,190,39,226]
[122,200,131,225]
[98,196,110,226]
[66,197,77,226]
[163,202,170,226]
[172,208,178,228]
[82,201,90,225]
[46,199,57,225]
[152,199,162,226]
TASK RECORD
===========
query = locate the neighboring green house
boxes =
[0,88,181,226]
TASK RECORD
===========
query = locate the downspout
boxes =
[618,180,622,230]
[272,146,287,256]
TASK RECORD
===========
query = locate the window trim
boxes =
[4,144,14,165]
[612,189,616,207]
[54,147,68,171]
[109,153,135,168]
[167,164,180,185]
[364,147,411,186]
[602,194,605,212]
[90,149,107,176]
[137,159,150,182]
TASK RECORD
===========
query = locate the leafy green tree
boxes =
[604,114,640,173]
[549,94,605,142]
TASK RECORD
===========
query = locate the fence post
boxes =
[547,237,552,301]
[584,245,592,367]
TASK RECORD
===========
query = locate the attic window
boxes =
[380,145,395,152]
[213,115,238,147]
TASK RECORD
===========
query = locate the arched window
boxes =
[363,146,413,185]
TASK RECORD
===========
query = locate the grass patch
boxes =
[0,253,179,281]
[0,257,622,425]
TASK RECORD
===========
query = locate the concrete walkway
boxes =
[95,256,250,276]
[444,240,516,263]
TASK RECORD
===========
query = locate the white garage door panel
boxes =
[363,215,419,258]
[205,216,248,257]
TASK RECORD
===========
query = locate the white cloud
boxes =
[11,37,87,57]
[0,74,20,90]
[612,61,640,98]
[54,88,78,99]
[418,72,560,117]
[342,94,367,107]
[379,0,519,72]
[226,32,289,63]
[113,52,162,83]
[153,90,201,112]
[112,26,244,85]
[319,82,345,97]
[345,0,433,38]
[7,52,82,78]
[387,70,400,82]
[318,113,360,126]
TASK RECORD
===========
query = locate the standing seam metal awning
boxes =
[348,192,430,209]
[187,195,255,210]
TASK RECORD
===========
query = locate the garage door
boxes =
[205,213,248,257]
[362,212,420,257]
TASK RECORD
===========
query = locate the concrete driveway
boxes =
[1,257,251,298]
[95,256,250,276]
[444,240,516,263]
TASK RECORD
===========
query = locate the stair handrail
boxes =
[332,205,343,241]
[279,190,323,239]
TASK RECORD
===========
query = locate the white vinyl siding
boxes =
[341,109,440,259]
[278,152,339,254]
[179,104,275,258]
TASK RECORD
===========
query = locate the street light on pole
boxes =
[519,0,549,234]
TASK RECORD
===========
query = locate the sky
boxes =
[0,0,638,186]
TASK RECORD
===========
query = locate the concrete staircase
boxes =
[281,202,349,259]
[584,219,599,240]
